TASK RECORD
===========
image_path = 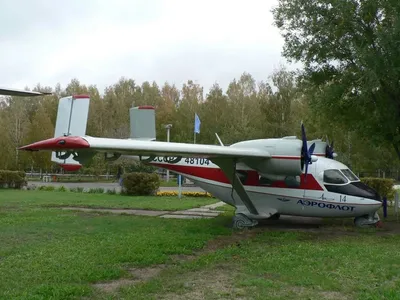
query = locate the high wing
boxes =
[19,135,273,216]
[0,88,52,97]
[19,135,271,159]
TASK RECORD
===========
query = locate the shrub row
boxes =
[30,185,117,194]
[0,170,26,189]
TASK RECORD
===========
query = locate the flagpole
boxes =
[194,132,196,144]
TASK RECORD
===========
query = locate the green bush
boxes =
[56,186,68,192]
[360,177,395,200]
[38,186,55,191]
[70,187,84,193]
[106,188,117,195]
[0,170,26,189]
[88,188,104,194]
[121,172,160,196]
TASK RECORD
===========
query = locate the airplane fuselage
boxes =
[135,155,382,219]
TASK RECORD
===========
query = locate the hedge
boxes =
[0,170,27,189]
[360,177,395,200]
[121,172,160,196]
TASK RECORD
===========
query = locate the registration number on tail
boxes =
[151,157,210,165]
[184,158,210,165]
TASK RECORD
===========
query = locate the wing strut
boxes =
[212,158,258,215]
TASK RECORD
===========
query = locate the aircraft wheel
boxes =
[232,214,258,229]
[354,213,380,228]
[354,217,371,228]
[269,213,280,220]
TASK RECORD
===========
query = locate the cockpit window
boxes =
[323,169,348,184]
[340,169,359,181]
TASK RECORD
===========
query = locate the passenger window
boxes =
[323,169,348,184]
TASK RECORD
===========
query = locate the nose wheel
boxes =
[354,212,381,228]
[232,213,258,229]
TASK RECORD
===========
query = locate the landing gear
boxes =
[269,213,280,220]
[232,213,258,229]
[354,212,381,228]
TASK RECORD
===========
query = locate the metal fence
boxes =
[357,169,400,181]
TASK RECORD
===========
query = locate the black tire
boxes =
[269,213,281,220]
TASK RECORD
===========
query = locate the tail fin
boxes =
[129,106,156,140]
[51,95,90,171]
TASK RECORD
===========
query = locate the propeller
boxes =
[325,135,335,159]
[301,122,316,182]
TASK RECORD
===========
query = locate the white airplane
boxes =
[18,95,382,229]
[0,87,51,97]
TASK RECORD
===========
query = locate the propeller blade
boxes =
[309,142,316,155]
[325,135,335,159]
[300,123,316,184]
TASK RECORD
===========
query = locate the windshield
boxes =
[323,169,348,184]
[340,169,359,181]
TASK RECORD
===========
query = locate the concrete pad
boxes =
[168,211,220,217]
[202,202,226,209]
[60,207,169,217]
[186,208,217,212]
[160,214,214,219]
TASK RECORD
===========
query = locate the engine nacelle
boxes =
[309,139,338,158]
[231,138,304,176]
[104,152,122,162]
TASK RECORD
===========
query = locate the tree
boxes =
[157,83,179,141]
[200,83,231,144]
[260,66,300,137]
[174,80,203,143]
[27,105,54,171]
[102,78,140,138]
[4,97,32,170]
[226,73,263,142]
[272,0,400,158]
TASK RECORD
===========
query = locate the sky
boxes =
[0,0,293,94]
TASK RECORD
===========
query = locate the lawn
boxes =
[28,176,178,187]
[0,190,217,211]
[1,190,400,299]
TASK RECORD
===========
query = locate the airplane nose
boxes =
[368,186,381,202]
[351,182,382,202]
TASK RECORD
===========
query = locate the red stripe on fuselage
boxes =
[151,163,323,191]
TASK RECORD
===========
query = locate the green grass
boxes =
[122,230,400,300]
[159,180,178,187]
[2,191,400,299]
[0,190,217,211]
[0,204,232,299]
[28,177,178,186]
[28,177,115,183]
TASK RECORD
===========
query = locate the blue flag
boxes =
[194,113,201,134]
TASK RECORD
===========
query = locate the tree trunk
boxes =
[393,142,400,160]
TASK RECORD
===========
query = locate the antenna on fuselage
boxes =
[215,133,224,146]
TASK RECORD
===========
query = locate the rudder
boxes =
[129,105,156,140]
[51,95,90,171]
